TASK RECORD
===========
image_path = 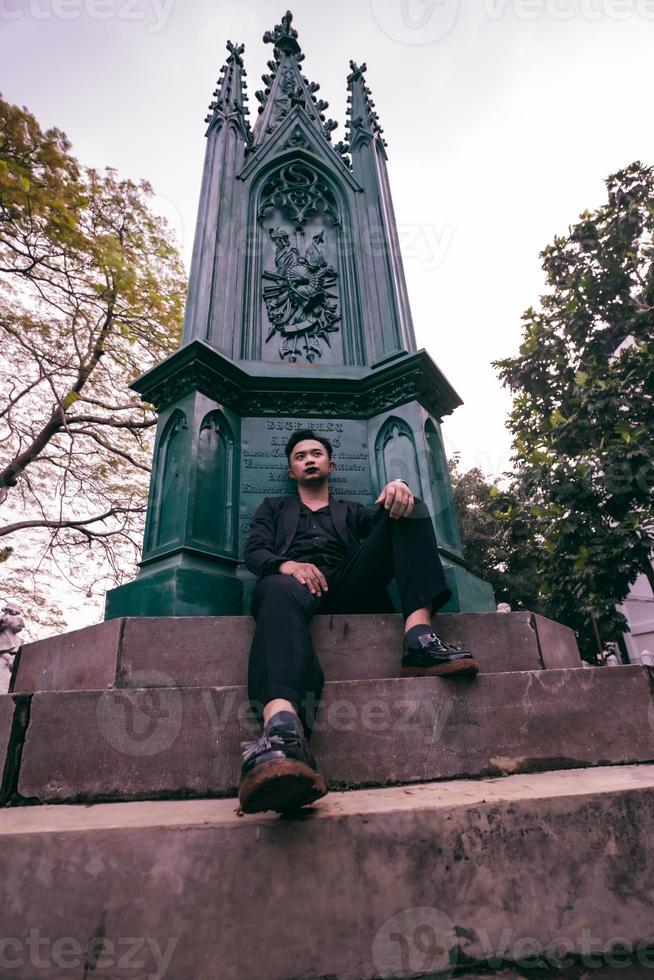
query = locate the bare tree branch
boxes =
[0,505,145,539]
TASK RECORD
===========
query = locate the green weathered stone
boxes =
[105,12,495,619]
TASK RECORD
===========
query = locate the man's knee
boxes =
[411,497,430,520]
[253,573,315,612]
[379,497,429,521]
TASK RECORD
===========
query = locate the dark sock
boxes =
[404,624,435,650]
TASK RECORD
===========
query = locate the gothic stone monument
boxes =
[104,11,495,620]
[6,17,654,975]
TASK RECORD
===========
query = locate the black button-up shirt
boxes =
[284,502,348,573]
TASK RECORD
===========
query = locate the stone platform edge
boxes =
[11,610,581,695]
[1,765,654,980]
[7,666,654,806]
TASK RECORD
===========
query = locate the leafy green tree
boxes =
[0,96,186,633]
[449,458,545,614]
[495,161,654,658]
[0,96,83,270]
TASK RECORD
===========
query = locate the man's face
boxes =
[288,439,334,485]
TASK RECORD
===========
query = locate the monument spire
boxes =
[183,40,252,348]
[345,60,385,152]
[204,40,252,142]
[345,59,415,356]
[250,10,340,154]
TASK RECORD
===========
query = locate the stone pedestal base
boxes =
[105,554,243,619]
[441,561,496,612]
[106,559,496,619]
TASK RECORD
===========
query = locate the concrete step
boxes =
[5,666,653,805]
[1,764,654,979]
[11,611,580,694]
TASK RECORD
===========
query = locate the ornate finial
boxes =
[205,40,252,140]
[264,9,301,56]
[334,140,351,167]
[346,59,384,142]
[347,61,367,83]
[226,40,245,67]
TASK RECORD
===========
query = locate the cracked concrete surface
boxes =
[1,766,654,980]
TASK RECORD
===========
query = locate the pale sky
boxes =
[3,0,654,476]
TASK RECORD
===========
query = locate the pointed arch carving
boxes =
[375,417,423,498]
[242,147,365,367]
[258,160,341,231]
[147,410,189,550]
[193,410,236,555]
[425,419,461,551]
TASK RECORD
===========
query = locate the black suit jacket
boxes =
[244,495,379,578]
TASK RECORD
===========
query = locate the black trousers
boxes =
[248,501,451,734]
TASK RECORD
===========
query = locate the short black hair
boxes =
[285,429,333,461]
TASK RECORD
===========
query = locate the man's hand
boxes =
[279,560,328,596]
[375,480,414,519]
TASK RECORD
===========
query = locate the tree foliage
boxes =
[495,161,654,657]
[0,95,186,632]
[449,458,545,614]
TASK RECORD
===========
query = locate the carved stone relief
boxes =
[283,125,310,150]
[262,226,340,363]
[258,161,340,230]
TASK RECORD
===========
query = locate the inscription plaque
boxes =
[239,418,373,555]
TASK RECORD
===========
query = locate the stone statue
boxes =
[0,603,24,695]
[0,603,24,652]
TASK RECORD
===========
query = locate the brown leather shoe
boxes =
[238,714,327,814]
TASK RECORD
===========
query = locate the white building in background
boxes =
[618,572,654,664]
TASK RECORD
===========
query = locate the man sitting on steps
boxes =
[239,428,479,815]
